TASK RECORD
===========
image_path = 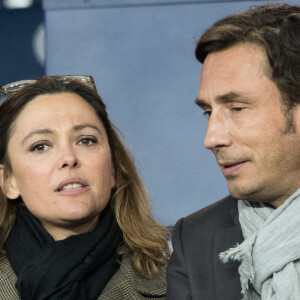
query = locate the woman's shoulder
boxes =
[99,254,167,300]
[0,255,167,300]
[0,257,20,299]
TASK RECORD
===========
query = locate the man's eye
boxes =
[78,137,97,146]
[202,110,211,117]
[30,143,49,152]
[232,107,246,112]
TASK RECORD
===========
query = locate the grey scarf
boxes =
[220,188,300,300]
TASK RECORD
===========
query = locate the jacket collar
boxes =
[100,254,167,299]
[122,255,167,296]
[213,199,244,299]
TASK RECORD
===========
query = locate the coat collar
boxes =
[1,255,167,299]
[100,254,167,299]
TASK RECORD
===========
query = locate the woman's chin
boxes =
[40,211,100,240]
[57,209,99,225]
[52,197,107,223]
[55,201,100,220]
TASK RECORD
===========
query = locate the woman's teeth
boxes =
[61,183,83,191]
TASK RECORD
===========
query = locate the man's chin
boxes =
[228,184,264,201]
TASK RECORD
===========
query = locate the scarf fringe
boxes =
[220,240,255,296]
[221,189,300,300]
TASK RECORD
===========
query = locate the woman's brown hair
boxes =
[0,76,170,278]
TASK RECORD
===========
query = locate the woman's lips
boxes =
[57,186,89,196]
[55,178,89,195]
[219,161,248,176]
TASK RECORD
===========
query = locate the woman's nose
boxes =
[57,147,80,170]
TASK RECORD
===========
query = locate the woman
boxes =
[0,76,170,299]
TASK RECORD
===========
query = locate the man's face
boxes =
[196,44,300,207]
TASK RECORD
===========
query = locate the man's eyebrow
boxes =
[195,91,247,107]
[195,97,209,108]
[216,91,245,103]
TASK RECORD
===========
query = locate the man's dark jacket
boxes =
[166,196,244,300]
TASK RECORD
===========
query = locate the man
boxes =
[166,4,300,300]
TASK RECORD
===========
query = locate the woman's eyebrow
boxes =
[22,129,53,145]
[21,124,102,146]
[72,124,102,134]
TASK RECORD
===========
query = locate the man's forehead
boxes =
[200,44,270,77]
[197,44,272,105]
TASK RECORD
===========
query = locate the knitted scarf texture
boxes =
[5,204,123,300]
[220,188,300,300]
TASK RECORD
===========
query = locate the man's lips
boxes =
[55,178,88,192]
[218,161,248,175]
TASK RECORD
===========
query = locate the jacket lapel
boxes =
[213,205,244,300]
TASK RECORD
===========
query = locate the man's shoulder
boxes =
[177,196,239,236]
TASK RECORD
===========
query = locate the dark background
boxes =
[0,0,44,86]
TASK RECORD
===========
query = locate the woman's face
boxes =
[3,92,115,239]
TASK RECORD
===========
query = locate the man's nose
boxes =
[204,112,232,151]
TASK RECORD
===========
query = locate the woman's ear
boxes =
[0,165,20,200]
[110,165,116,188]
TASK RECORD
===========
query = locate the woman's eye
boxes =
[30,143,49,152]
[78,137,97,146]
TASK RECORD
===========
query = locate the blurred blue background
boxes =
[1,0,298,225]
[0,0,44,84]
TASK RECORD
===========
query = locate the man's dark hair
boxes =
[195,4,300,109]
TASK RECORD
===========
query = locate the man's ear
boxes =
[0,165,20,200]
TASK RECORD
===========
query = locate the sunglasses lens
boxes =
[0,76,95,100]
[0,93,7,104]
[2,80,36,93]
